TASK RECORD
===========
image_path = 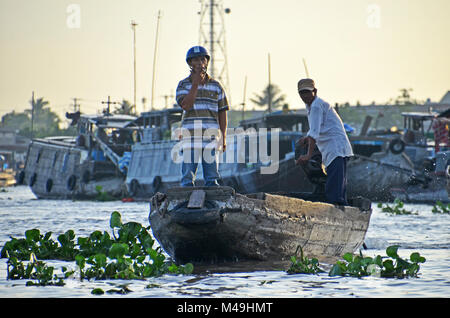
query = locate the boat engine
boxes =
[294,141,327,194]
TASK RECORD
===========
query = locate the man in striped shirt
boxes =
[176,46,229,187]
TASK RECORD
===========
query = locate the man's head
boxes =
[186,46,210,71]
[298,78,317,105]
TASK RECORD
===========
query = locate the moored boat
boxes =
[347,111,445,201]
[0,170,16,187]
[149,186,372,264]
[22,112,137,200]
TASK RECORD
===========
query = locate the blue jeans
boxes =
[325,156,348,205]
[180,148,220,187]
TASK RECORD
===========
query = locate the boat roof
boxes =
[81,114,137,128]
[401,112,438,120]
[239,110,308,129]
[438,108,450,118]
[126,108,183,127]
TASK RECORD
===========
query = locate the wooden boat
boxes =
[149,186,372,264]
[390,150,450,203]
[447,165,450,199]
[22,112,137,200]
[0,170,16,187]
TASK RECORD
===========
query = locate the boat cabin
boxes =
[126,108,183,142]
[74,114,136,152]
[239,110,309,132]
[401,112,438,145]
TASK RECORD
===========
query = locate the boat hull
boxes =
[347,151,415,201]
[23,139,124,200]
[391,175,449,203]
[149,187,372,264]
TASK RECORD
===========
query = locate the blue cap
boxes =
[186,46,210,63]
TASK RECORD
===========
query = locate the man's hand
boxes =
[191,65,206,85]
[295,136,315,165]
[296,136,308,146]
[296,154,311,166]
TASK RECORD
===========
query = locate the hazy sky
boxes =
[1,0,449,121]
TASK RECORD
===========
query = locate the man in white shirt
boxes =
[295,78,353,205]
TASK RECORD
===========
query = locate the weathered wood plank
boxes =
[167,186,235,201]
[187,190,206,209]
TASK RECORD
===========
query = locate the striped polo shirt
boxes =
[176,75,229,148]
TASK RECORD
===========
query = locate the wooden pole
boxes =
[151,10,162,111]
[131,21,138,114]
[268,53,272,113]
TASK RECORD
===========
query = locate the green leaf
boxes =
[183,263,194,274]
[329,264,343,276]
[343,253,354,263]
[94,253,107,267]
[386,245,400,259]
[373,255,383,266]
[91,288,104,295]
[25,229,41,242]
[110,211,122,229]
[109,243,129,259]
[410,252,426,264]
[383,259,394,272]
[118,222,142,242]
[75,255,85,269]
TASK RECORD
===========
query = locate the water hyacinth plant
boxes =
[328,245,426,278]
[1,211,193,286]
[377,199,418,215]
[286,245,425,279]
[287,246,324,275]
[431,201,450,214]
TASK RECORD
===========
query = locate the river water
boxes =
[0,186,449,298]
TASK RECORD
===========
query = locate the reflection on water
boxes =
[0,186,449,298]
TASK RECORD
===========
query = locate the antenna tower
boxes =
[198,0,231,103]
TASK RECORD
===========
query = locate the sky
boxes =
[1,0,449,123]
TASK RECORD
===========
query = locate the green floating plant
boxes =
[377,199,417,215]
[287,246,324,275]
[329,245,426,278]
[94,185,116,201]
[2,211,193,286]
[431,201,450,214]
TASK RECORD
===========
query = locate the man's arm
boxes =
[179,66,204,111]
[296,104,321,165]
[218,110,227,151]
[180,82,198,111]
[296,136,316,165]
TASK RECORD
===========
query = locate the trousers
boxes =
[325,156,348,205]
[180,147,220,187]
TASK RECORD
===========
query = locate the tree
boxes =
[387,88,423,106]
[24,97,61,136]
[1,96,68,138]
[1,111,30,131]
[113,99,135,115]
[250,83,287,112]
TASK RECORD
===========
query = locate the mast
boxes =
[198,0,231,104]
[302,58,310,78]
[131,21,138,114]
[241,76,247,121]
[268,53,272,113]
[151,10,162,112]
